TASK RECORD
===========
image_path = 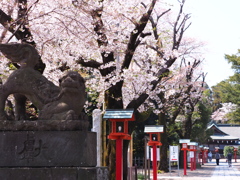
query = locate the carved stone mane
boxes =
[0,43,86,121]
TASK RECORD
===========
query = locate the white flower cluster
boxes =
[0,0,206,114]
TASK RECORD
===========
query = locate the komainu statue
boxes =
[0,43,86,121]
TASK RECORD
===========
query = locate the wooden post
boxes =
[184,149,187,175]
[116,138,123,180]
[152,144,157,180]
[234,150,237,162]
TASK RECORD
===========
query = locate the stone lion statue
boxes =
[0,43,86,121]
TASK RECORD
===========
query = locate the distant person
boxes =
[208,151,212,162]
[227,152,232,167]
[215,152,220,165]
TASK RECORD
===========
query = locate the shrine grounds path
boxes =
[148,159,240,180]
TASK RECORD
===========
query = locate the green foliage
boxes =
[137,174,144,179]
[191,88,212,143]
[225,49,240,74]
[212,81,235,105]
[223,146,234,157]
[157,170,164,174]
[211,50,240,123]
[226,108,240,124]
[191,101,212,143]
[8,63,18,70]
[85,87,99,116]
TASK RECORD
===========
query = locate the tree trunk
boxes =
[184,112,193,139]
[105,82,124,180]
[158,112,169,172]
[106,140,116,180]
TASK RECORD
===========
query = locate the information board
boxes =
[170,146,179,162]
[189,151,194,158]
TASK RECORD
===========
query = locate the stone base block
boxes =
[0,131,96,167]
[0,167,108,180]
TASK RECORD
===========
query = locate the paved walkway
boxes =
[145,159,240,180]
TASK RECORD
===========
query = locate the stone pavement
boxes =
[147,159,240,180]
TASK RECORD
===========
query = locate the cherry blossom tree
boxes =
[211,103,237,123]
[0,0,206,179]
[147,57,207,171]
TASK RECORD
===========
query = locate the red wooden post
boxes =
[234,147,238,163]
[234,151,237,162]
[194,148,196,170]
[184,149,187,175]
[189,145,193,171]
[204,149,208,163]
[116,138,123,180]
[179,139,190,176]
[152,144,157,180]
[188,143,197,171]
[193,151,195,170]
[190,157,193,171]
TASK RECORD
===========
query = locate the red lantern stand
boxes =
[203,147,206,163]
[188,142,197,171]
[189,145,194,171]
[198,146,202,164]
[234,146,238,163]
[104,109,135,180]
[193,145,197,170]
[144,125,164,180]
[200,146,204,165]
[179,139,190,176]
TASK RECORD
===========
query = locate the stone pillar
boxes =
[92,109,102,166]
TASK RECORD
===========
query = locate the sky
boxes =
[180,0,240,87]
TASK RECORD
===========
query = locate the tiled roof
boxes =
[218,126,240,138]
[207,123,240,140]
[207,123,228,135]
[210,135,239,140]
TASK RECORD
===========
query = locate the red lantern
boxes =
[104,109,135,180]
[179,139,190,175]
[144,125,164,180]
[188,142,198,171]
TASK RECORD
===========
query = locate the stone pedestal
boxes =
[0,120,108,180]
[0,167,108,180]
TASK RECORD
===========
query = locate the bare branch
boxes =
[121,0,157,70]
[173,0,191,50]
[76,57,102,69]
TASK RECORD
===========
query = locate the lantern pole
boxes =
[144,125,164,180]
[200,146,204,165]
[194,145,197,170]
[116,138,123,180]
[203,147,206,164]
[234,146,238,163]
[152,143,157,180]
[184,148,187,175]
[103,109,135,180]
[188,142,198,171]
[179,139,190,176]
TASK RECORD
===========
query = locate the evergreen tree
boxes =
[212,50,240,123]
